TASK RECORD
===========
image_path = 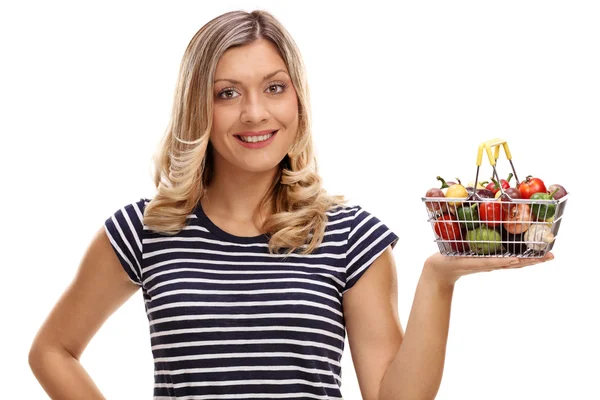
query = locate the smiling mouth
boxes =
[234,130,278,143]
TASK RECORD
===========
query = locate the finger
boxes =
[451,256,522,269]
[453,252,554,270]
[501,253,555,269]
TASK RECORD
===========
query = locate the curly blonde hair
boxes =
[144,9,346,255]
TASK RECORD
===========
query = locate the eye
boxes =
[267,81,288,95]
[216,81,288,100]
[217,87,240,100]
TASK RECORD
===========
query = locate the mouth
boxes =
[234,130,278,144]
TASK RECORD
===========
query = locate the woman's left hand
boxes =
[422,252,555,288]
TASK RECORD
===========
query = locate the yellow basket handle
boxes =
[476,138,513,167]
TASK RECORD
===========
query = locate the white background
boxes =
[2,1,599,399]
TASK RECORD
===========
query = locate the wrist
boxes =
[422,260,457,292]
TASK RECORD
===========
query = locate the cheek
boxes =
[212,107,234,133]
[277,96,299,127]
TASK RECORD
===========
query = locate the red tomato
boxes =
[518,176,547,199]
[478,200,503,227]
[433,214,467,251]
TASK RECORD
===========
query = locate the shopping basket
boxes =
[422,139,569,258]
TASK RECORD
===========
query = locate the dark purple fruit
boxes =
[425,188,446,212]
[547,184,567,200]
[476,189,495,199]
[499,187,522,200]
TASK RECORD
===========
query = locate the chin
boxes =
[237,159,283,174]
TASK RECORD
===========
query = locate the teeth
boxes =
[239,132,275,143]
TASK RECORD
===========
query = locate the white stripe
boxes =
[103,225,141,285]
[145,224,210,233]
[154,392,342,400]
[155,378,339,389]
[346,228,391,271]
[154,365,340,383]
[147,276,337,294]
[346,220,383,258]
[133,200,146,229]
[147,300,343,318]
[149,312,345,331]
[326,206,358,217]
[143,267,344,288]
[317,240,345,247]
[143,258,345,275]
[144,235,267,247]
[325,215,355,227]
[151,338,343,356]
[150,325,344,343]
[153,351,341,368]
[151,288,341,306]
[111,213,142,280]
[347,209,371,240]
[143,246,346,260]
[122,205,143,254]
[144,230,349,245]
[182,225,210,232]
[323,229,350,239]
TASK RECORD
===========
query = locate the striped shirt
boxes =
[104,198,399,399]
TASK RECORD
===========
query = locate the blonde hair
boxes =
[144,9,346,254]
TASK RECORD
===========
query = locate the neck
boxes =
[201,159,280,225]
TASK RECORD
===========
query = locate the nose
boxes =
[240,91,270,124]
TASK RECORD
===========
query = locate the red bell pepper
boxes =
[433,214,467,251]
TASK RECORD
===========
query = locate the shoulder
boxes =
[345,205,397,243]
[324,202,398,245]
[341,203,399,292]
[109,197,151,213]
[104,197,151,232]
[127,197,151,216]
[103,197,151,286]
[326,203,360,220]
[325,203,385,229]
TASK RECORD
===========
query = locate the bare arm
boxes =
[377,254,553,400]
[377,263,454,400]
[28,226,140,399]
[345,249,554,400]
[343,246,404,400]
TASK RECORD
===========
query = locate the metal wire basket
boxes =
[422,139,569,258]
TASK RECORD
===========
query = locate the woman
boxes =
[28,9,554,400]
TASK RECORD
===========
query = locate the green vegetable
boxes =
[530,188,559,220]
[466,227,503,255]
[456,204,479,230]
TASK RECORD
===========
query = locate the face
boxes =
[210,39,299,175]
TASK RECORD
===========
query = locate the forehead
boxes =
[215,39,288,81]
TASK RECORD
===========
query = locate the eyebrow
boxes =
[214,69,289,84]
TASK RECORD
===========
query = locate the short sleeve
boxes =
[343,206,399,294]
[103,198,148,287]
